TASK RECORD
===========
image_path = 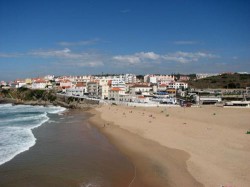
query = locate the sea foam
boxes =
[0,104,66,166]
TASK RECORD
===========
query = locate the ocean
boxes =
[0,104,66,166]
[0,104,136,187]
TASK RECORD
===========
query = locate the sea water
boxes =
[0,104,66,166]
[0,106,136,187]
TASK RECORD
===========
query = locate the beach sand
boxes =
[89,105,250,187]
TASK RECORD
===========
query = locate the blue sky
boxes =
[0,0,250,81]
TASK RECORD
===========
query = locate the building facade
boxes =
[87,82,99,97]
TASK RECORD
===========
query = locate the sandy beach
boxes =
[89,105,250,187]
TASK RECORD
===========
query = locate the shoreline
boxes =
[0,108,136,187]
[0,103,67,167]
[1,100,250,186]
[0,101,203,186]
[88,104,250,187]
[0,97,95,110]
[88,107,203,187]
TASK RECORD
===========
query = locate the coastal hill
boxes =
[0,87,57,102]
[0,87,98,109]
[187,73,250,89]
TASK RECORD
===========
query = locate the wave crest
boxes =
[0,104,66,166]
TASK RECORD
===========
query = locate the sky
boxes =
[0,0,250,81]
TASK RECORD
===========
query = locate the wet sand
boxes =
[89,104,250,187]
[0,110,139,187]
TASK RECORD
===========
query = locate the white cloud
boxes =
[1,48,219,69]
[64,60,104,67]
[30,48,104,67]
[0,53,21,58]
[30,48,84,59]
[113,52,160,65]
[113,55,140,64]
[163,51,218,63]
[31,48,98,60]
[113,51,218,65]
[162,55,192,63]
[136,52,160,60]
[58,38,100,46]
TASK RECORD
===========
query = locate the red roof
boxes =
[32,77,44,81]
[159,84,167,87]
[34,80,46,83]
[111,88,122,91]
[138,96,145,99]
[61,79,71,83]
[76,82,86,87]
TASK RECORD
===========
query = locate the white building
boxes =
[87,82,99,97]
[99,84,109,99]
[44,75,55,81]
[65,87,84,96]
[144,74,175,84]
[158,79,173,85]
[108,88,125,101]
[73,75,92,82]
[157,84,167,92]
[111,78,126,89]
[130,85,152,96]
[119,94,135,102]
[17,82,27,88]
[124,74,137,83]
[66,82,87,96]
[32,80,47,89]
[149,77,157,84]
[168,82,188,90]
[14,79,27,88]
[157,75,175,82]
[98,77,111,86]
[143,74,157,84]
[196,73,218,80]
[59,80,72,89]
[118,94,150,103]
[134,95,150,103]
[0,81,7,86]
[96,77,113,99]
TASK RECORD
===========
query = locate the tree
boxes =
[227,82,236,89]
[1,89,9,97]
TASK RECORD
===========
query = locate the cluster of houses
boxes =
[1,73,250,107]
[1,74,189,104]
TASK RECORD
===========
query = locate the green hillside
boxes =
[188,73,250,89]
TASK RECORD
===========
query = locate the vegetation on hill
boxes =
[173,73,196,80]
[187,73,250,89]
[0,88,57,102]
